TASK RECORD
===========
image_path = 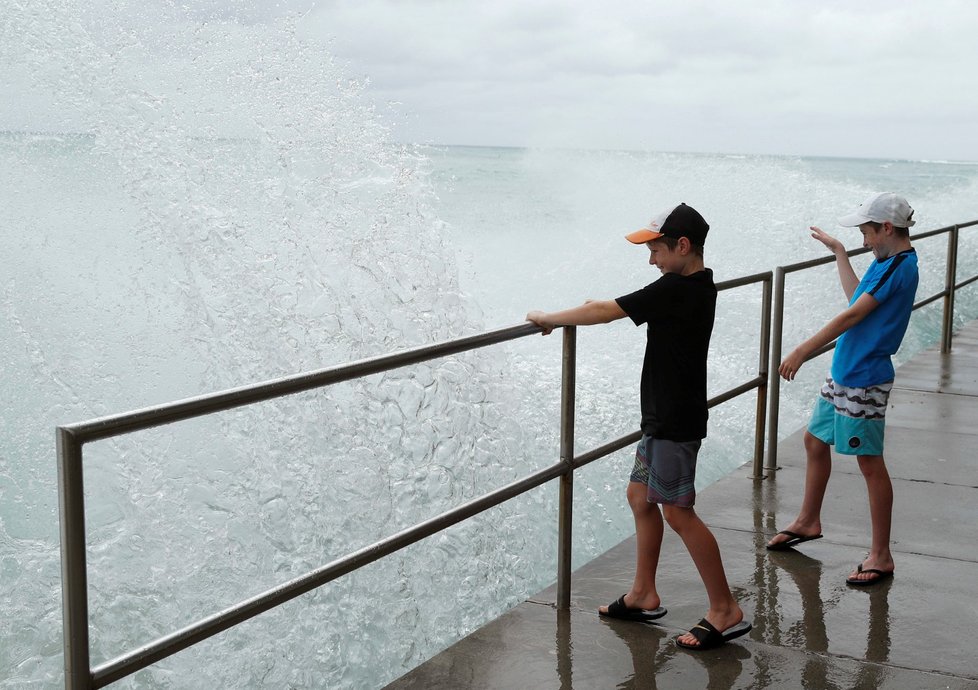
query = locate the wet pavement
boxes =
[386,321,978,689]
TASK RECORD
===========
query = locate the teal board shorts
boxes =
[807,377,892,456]
[630,435,700,507]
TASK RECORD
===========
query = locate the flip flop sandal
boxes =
[846,564,894,586]
[766,530,824,551]
[676,619,752,650]
[598,595,667,622]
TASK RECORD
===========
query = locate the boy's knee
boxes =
[626,482,650,512]
[662,504,693,530]
[804,430,829,455]
[856,454,886,475]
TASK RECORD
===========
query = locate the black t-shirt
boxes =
[615,269,716,441]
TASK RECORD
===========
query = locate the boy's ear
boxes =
[678,236,692,254]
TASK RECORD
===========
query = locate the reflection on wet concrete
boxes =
[556,609,572,690]
[553,608,753,690]
[749,448,897,690]
[594,617,668,690]
[758,546,893,690]
[552,606,673,689]
[853,577,893,689]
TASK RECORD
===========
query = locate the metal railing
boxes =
[764,220,978,471]
[58,218,978,688]
[58,272,773,689]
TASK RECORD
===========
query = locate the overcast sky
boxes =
[6,1,977,161]
[305,0,978,161]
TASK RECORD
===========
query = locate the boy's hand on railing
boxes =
[778,347,806,381]
[526,311,555,335]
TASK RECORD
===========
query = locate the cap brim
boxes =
[837,212,869,227]
[625,228,664,244]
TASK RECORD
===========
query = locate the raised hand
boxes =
[810,226,845,254]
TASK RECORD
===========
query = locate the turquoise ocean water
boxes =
[3,7,978,688]
[3,135,977,689]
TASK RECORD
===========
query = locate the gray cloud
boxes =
[3,0,976,160]
[312,0,978,160]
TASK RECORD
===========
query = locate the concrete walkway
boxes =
[386,319,978,690]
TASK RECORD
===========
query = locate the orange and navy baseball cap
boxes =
[625,203,710,246]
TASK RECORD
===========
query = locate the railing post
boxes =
[556,326,576,610]
[941,225,959,353]
[753,275,773,478]
[58,428,92,690]
[765,267,786,474]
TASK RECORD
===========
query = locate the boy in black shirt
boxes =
[526,203,750,650]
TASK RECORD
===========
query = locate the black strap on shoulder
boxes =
[868,249,914,297]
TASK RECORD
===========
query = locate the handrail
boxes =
[91,460,571,687]
[62,322,542,443]
[764,219,978,471]
[58,271,773,688]
[58,212,978,687]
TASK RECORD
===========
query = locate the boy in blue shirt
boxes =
[527,203,750,650]
[766,192,919,587]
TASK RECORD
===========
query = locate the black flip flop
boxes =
[766,530,823,551]
[599,595,666,622]
[846,564,894,586]
[676,618,752,650]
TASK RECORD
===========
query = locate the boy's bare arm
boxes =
[526,299,627,335]
[811,226,859,300]
[779,292,878,380]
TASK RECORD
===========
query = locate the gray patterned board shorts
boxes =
[629,434,700,508]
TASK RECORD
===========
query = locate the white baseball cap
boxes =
[838,192,915,228]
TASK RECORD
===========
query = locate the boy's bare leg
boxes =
[848,454,895,582]
[598,481,664,613]
[666,505,743,646]
[767,431,831,548]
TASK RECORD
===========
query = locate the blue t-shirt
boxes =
[832,248,918,387]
